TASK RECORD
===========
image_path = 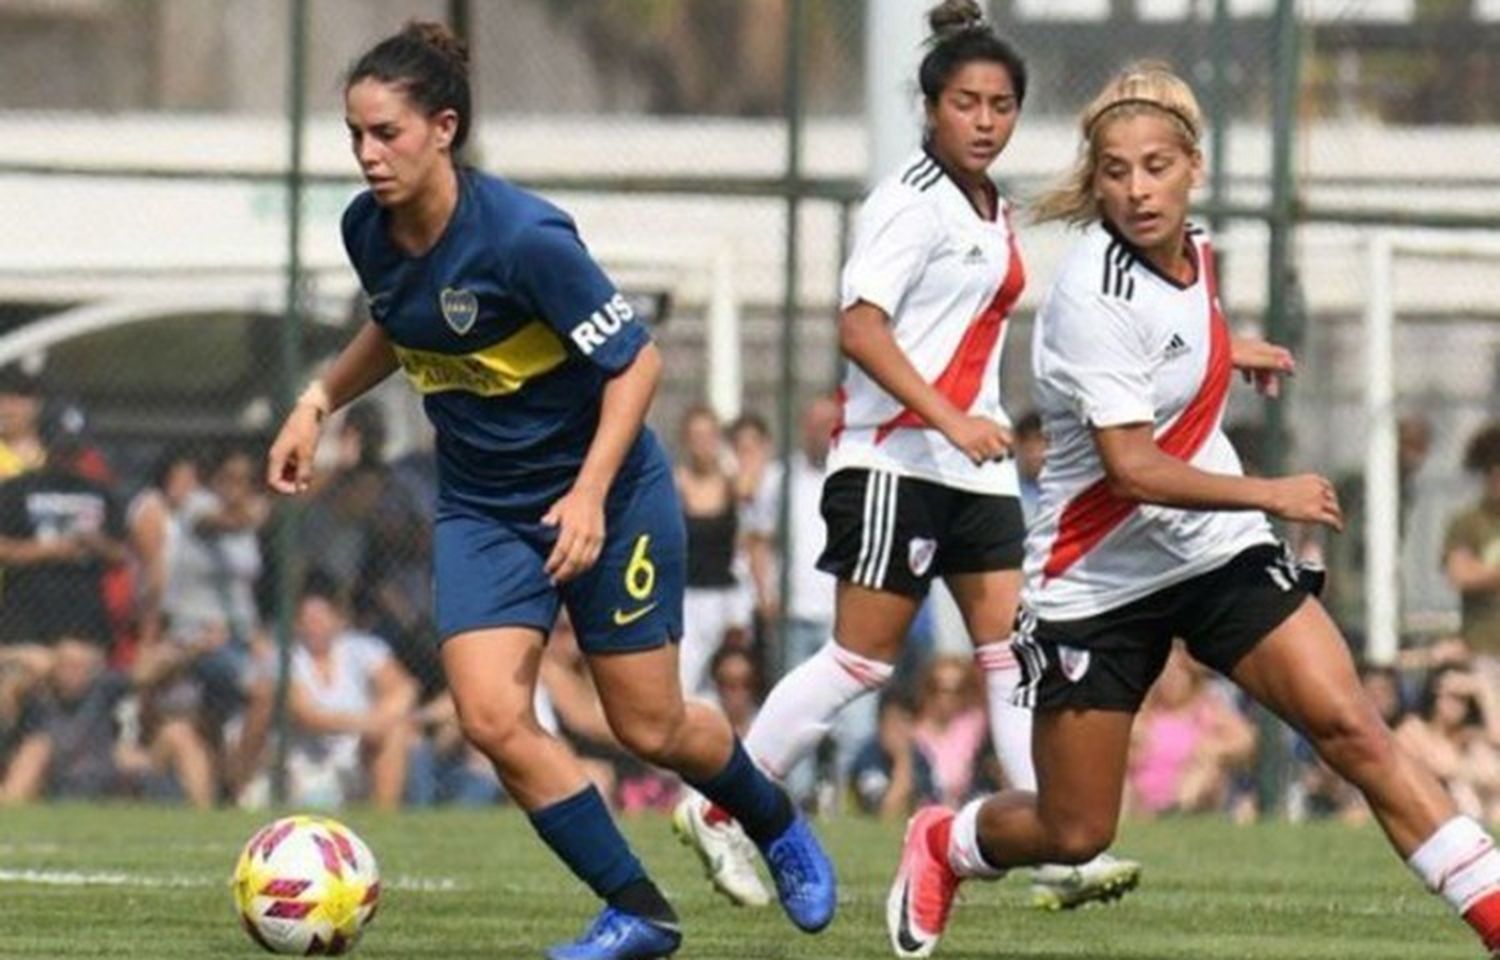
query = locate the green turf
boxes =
[0,805,1484,958]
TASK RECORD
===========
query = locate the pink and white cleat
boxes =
[886,807,962,958]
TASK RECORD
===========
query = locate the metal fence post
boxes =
[1253,0,1302,818]
[271,0,308,807]
[773,0,806,682]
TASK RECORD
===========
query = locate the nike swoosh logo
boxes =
[896,876,927,954]
[612,603,658,626]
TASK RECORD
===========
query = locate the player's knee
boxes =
[1308,701,1394,779]
[1046,820,1115,864]
[612,713,684,765]
[456,704,534,764]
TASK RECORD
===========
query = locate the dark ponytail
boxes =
[346,19,471,151]
[919,0,1027,108]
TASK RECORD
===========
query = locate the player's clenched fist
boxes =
[942,414,1012,466]
[266,400,325,495]
[1265,473,1343,531]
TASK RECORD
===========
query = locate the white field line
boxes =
[0,868,464,892]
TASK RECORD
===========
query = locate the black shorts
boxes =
[816,468,1025,599]
[1012,543,1324,713]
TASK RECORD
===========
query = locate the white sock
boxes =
[744,640,892,781]
[948,798,1006,879]
[1408,816,1500,913]
[975,642,1036,792]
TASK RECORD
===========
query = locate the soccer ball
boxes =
[232,815,380,955]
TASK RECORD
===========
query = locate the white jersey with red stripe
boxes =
[1022,221,1274,621]
[827,148,1024,497]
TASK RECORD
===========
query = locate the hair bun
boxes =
[403,18,469,69]
[927,0,985,38]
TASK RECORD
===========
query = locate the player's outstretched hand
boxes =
[1231,337,1295,398]
[942,414,1012,467]
[543,487,606,585]
[266,405,324,495]
[1266,473,1343,532]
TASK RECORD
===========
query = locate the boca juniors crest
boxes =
[440,287,479,335]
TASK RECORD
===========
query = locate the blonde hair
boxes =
[1032,61,1204,226]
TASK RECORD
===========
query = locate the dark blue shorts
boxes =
[433,453,685,654]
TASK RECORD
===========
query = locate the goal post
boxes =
[1362,229,1500,665]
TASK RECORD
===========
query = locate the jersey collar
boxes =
[1101,217,1200,290]
[919,143,1000,223]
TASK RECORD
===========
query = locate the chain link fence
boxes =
[0,0,1495,813]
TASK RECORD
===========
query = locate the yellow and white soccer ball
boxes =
[232,815,380,955]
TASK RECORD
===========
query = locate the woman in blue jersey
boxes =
[266,21,833,960]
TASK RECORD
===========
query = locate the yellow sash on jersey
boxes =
[394,321,568,396]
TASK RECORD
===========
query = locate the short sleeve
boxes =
[840,198,942,316]
[1036,285,1155,428]
[347,632,394,682]
[511,218,647,374]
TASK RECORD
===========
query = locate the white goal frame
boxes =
[1363,230,1500,664]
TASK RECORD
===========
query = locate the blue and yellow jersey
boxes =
[342,169,659,515]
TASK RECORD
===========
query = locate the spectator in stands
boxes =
[167,443,267,657]
[0,402,128,651]
[1012,410,1045,522]
[285,575,418,810]
[0,367,45,480]
[0,644,51,802]
[1397,662,1500,822]
[1,637,213,806]
[710,646,761,738]
[1127,645,1256,818]
[127,443,202,648]
[911,654,988,807]
[729,411,778,631]
[1445,423,1500,689]
[135,443,268,800]
[674,404,748,698]
[849,689,938,820]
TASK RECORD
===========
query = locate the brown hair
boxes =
[346,20,472,151]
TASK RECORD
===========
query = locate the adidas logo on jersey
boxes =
[963,244,986,265]
[1163,333,1191,361]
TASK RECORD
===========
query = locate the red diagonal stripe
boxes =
[261,878,312,899]
[330,829,358,871]
[312,834,343,880]
[361,882,380,906]
[1043,240,1230,581]
[264,900,314,920]
[874,213,1025,444]
[259,821,296,860]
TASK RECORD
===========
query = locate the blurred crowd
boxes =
[3,359,1500,826]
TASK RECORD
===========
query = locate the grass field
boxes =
[0,805,1485,959]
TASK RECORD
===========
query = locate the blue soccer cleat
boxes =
[761,815,837,933]
[544,906,682,960]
